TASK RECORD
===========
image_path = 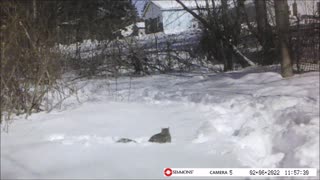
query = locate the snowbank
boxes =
[72,68,319,169]
[1,66,319,178]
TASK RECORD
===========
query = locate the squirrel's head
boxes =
[161,127,169,134]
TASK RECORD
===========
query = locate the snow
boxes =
[136,22,145,28]
[121,22,145,37]
[1,66,319,179]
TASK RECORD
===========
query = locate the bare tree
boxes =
[274,0,293,77]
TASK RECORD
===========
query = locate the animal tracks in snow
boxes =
[46,134,150,146]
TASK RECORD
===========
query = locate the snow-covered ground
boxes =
[1,66,319,179]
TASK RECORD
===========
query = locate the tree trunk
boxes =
[274,0,293,78]
[255,0,274,65]
[33,0,37,20]
[221,0,233,71]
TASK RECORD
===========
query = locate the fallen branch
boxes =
[232,45,256,66]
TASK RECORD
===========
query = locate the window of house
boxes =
[145,16,163,34]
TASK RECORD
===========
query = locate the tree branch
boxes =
[175,0,255,67]
[176,0,212,30]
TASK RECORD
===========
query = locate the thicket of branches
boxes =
[0,0,137,122]
[1,1,63,121]
[177,0,319,76]
[176,0,258,72]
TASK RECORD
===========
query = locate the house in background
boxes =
[287,0,320,25]
[288,0,320,17]
[141,0,320,35]
[142,0,211,34]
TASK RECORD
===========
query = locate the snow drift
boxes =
[1,67,319,179]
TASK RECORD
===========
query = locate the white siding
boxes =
[162,10,198,34]
[143,0,206,34]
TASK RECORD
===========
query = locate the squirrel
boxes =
[148,128,171,143]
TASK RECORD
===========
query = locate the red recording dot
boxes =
[164,168,173,177]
